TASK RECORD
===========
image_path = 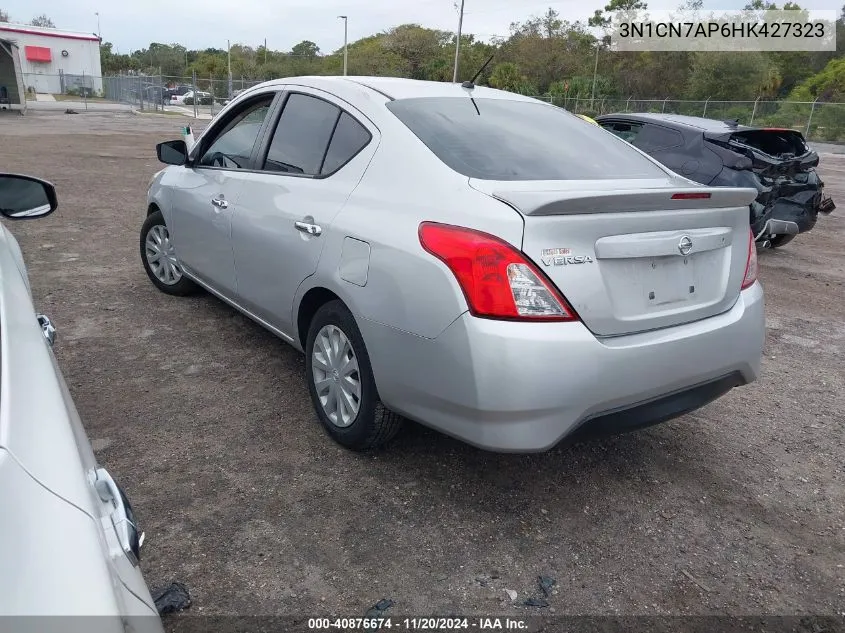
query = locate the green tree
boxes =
[686,51,780,100]
[489,62,536,94]
[589,0,648,28]
[30,13,54,27]
[291,40,320,59]
[788,56,845,101]
[382,24,451,79]
[333,35,406,77]
[0,8,9,22]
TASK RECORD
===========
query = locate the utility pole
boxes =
[453,0,465,82]
[95,12,101,40]
[264,38,267,65]
[338,16,348,76]
[590,40,600,109]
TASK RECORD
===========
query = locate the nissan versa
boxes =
[141,76,765,453]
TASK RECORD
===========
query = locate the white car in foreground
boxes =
[0,173,164,631]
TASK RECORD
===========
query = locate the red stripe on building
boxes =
[0,26,100,42]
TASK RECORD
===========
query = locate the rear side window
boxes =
[600,121,643,144]
[637,125,684,152]
[264,93,340,175]
[386,97,665,181]
[321,112,371,175]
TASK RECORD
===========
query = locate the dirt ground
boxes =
[1,111,843,627]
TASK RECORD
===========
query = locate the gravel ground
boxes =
[1,111,843,627]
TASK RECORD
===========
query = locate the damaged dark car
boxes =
[596,113,836,248]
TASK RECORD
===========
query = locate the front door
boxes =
[167,94,275,295]
[232,90,377,336]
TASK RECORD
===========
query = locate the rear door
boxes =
[388,96,757,337]
[231,88,378,336]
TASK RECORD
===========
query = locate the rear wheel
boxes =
[140,210,198,296]
[768,234,796,248]
[305,300,403,451]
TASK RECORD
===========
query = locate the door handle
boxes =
[36,314,56,347]
[295,221,322,236]
[211,196,229,209]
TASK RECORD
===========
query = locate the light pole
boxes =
[227,39,233,100]
[452,0,465,83]
[95,12,101,40]
[338,16,348,76]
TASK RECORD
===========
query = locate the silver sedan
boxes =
[142,76,765,452]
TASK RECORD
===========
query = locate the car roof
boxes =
[248,75,538,103]
[597,112,750,133]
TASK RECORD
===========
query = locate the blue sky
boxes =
[1,0,841,53]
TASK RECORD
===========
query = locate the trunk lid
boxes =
[470,177,758,337]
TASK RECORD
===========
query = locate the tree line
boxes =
[0,10,56,27]
[3,3,845,105]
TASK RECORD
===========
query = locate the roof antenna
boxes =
[461,53,495,89]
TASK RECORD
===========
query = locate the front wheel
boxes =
[140,210,198,296]
[305,300,403,451]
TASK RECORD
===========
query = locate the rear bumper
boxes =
[361,283,765,452]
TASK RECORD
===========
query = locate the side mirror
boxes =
[0,174,57,220]
[157,140,189,166]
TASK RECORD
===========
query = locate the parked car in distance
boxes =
[0,174,164,629]
[163,85,191,105]
[596,113,836,248]
[143,77,765,453]
[172,90,213,106]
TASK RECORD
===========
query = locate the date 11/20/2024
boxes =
[307,617,529,630]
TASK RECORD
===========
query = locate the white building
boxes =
[0,23,102,95]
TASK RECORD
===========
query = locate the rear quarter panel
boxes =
[296,113,525,342]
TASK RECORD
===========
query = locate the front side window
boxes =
[198,97,272,169]
[263,93,341,175]
[387,97,664,181]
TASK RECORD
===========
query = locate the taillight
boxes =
[418,222,577,322]
[741,228,758,290]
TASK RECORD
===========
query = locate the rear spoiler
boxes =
[492,187,759,216]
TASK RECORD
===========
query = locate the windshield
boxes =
[386,96,667,181]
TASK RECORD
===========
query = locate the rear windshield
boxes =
[386,97,666,181]
[729,129,809,158]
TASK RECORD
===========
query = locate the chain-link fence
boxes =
[16,70,845,143]
[546,95,845,143]
[19,72,263,116]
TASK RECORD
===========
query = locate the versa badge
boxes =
[541,248,594,267]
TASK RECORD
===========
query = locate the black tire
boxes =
[768,234,796,248]
[140,210,199,296]
[305,300,403,451]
